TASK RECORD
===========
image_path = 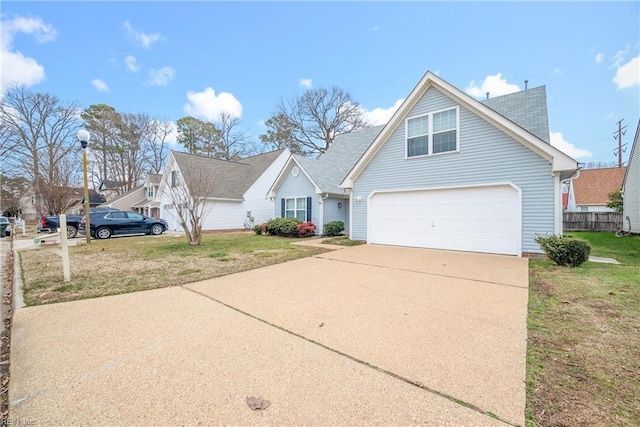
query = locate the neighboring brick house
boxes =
[566,167,626,212]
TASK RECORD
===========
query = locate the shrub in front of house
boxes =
[296,221,316,238]
[253,224,262,235]
[266,217,301,237]
[534,234,591,267]
[324,221,345,237]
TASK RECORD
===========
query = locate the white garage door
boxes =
[368,184,521,255]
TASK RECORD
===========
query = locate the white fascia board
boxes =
[341,71,578,186]
[266,155,294,198]
[267,155,322,198]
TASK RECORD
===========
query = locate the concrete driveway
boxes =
[9,244,529,426]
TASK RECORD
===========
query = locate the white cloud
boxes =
[465,73,520,99]
[595,53,604,64]
[611,48,629,69]
[613,55,639,89]
[0,16,56,92]
[359,98,405,126]
[91,79,110,92]
[553,68,564,77]
[123,20,161,49]
[299,78,313,89]
[550,132,593,160]
[183,87,243,121]
[372,26,379,31]
[148,67,176,87]
[124,55,139,72]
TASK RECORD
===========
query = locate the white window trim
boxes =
[405,106,460,159]
[171,170,181,188]
[284,196,308,221]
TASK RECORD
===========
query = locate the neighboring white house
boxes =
[566,167,626,212]
[97,180,131,202]
[100,174,163,217]
[157,149,289,232]
[99,186,145,212]
[622,120,640,234]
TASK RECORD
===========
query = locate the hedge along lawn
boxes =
[527,232,640,426]
[18,232,330,306]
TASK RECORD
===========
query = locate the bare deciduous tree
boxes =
[0,87,81,217]
[265,86,369,157]
[40,154,82,215]
[107,113,152,193]
[81,104,122,185]
[164,169,212,246]
[258,112,304,155]
[147,119,173,174]
[216,112,251,160]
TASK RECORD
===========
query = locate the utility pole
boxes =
[613,119,627,168]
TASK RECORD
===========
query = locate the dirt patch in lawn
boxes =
[18,233,331,306]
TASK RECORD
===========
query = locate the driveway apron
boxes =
[9,244,528,426]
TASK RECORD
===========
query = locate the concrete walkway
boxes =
[9,245,529,426]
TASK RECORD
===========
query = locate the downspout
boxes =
[319,193,329,235]
[558,169,581,234]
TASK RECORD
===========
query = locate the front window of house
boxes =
[171,171,180,187]
[285,197,307,222]
[406,107,459,158]
[147,186,154,198]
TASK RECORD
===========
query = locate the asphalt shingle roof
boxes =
[572,167,626,206]
[282,85,554,195]
[173,149,285,199]
[482,86,550,143]
[295,125,384,194]
[148,174,162,185]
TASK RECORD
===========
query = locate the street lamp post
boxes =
[77,130,91,244]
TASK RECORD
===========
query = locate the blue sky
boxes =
[2,1,639,165]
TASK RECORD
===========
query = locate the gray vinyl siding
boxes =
[322,197,349,234]
[623,131,640,233]
[352,86,555,253]
[275,163,319,227]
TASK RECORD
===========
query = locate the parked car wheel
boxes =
[95,227,112,239]
[67,225,78,239]
[150,224,164,235]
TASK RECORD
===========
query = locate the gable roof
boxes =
[298,125,384,194]
[268,126,384,197]
[481,85,550,143]
[100,185,144,205]
[99,180,126,191]
[573,167,626,206]
[172,149,285,200]
[341,71,578,188]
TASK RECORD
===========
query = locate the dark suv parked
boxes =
[79,210,169,239]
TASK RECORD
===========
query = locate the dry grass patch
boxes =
[527,233,640,426]
[19,232,330,305]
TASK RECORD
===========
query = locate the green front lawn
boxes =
[19,232,330,306]
[526,232,640,426]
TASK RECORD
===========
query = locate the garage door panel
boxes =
[369,185,520,255]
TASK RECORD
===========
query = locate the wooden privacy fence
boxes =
[563,212,623,232]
